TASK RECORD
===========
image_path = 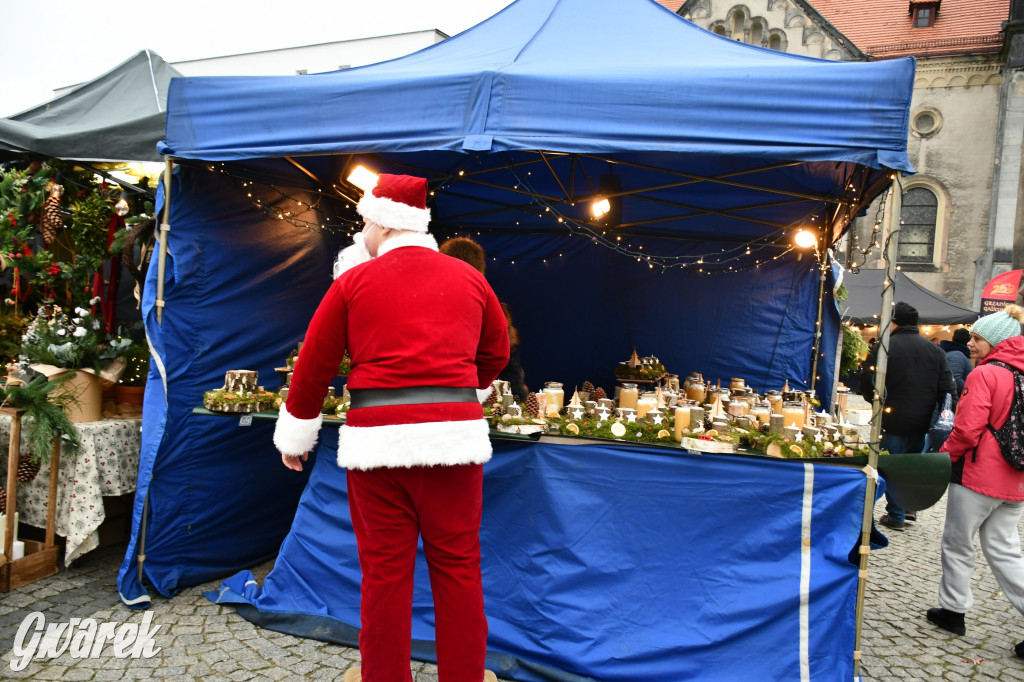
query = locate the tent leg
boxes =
[808,246,827,392]
[155,157,173,324]
[853,171,902,679]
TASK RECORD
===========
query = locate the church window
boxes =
[898,188,938,263]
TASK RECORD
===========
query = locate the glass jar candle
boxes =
[727,397,749,417]
[729,377,746,393]
[543,382,564,412]
[782,401,805,429]
[636,391,658,418]
[766,390,783,415]
[749,401,772,424]
[618,382,639,410]
[685,380,706,404]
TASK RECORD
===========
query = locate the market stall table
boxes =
[0,415,141,565]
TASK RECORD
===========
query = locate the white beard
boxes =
[332,233,372,279]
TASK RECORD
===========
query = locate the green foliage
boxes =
[18,303,121,370]
[0,375,83,464]
[840,325,868,377]
[835,283,849,304]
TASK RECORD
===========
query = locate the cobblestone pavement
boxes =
[2,494,1024,680]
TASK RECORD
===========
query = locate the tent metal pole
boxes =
[155,157,173,325]
[808,242,827,392]
[853,171,901,678]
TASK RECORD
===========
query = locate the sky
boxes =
[0,0,516,117]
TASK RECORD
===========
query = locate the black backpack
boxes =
[986,361,1024,471]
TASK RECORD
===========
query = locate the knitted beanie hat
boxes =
[970,304,1024,347]
[892,301,919,326]
[951,327,971,345]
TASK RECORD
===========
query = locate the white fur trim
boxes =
[476,386,494,403]
[336,419,492,470]
[274,404,324,456]
[376,231,438,256]
[358,193,431,232]
[333,233,372,279]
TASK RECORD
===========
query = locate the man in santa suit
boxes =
[273,173,509,682]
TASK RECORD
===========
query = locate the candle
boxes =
[766,391,783,415]
[749,401,772,424]
[674,405,690,442]
[685,380,706,404]
[543,382,564,412]
[782,401,805,429]
[618,383,639,410]
[635,392,658,418]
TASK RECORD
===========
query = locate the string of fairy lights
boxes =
[207,157,867,278]
[430,158,862,275]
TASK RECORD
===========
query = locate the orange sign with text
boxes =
[980,269,1023,316]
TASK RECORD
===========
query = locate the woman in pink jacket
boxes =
[927,304,1024,658]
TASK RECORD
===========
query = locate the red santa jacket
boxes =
[274,232,510,469]
[940,335,1024,501]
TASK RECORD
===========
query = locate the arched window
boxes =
[898,187,938,263]
[732,13,745,38]
[750,21,764,45]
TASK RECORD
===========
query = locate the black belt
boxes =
[348,386,479,409]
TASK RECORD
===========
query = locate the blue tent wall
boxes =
[117,166,344,605]
[209,439,871,681]
[463,230,837,395]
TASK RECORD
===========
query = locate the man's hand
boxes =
[282,452,309,472]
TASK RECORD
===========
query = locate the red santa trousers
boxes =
[347,463,488,682]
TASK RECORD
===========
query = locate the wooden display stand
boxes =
[1,407,60,592]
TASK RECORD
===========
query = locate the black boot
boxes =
[1015,639,1024,659]
[926,607,966,636]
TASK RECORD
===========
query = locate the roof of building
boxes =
[656,0,685,12]
[811,0,1009,58]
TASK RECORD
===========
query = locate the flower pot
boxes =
[54,369,103,423]
[113,384,145,407]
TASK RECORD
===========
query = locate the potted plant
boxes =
[113,342,149,409]
[16,301,125,422]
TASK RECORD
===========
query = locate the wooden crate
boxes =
[0,540,59,592]
[1,407,61,592]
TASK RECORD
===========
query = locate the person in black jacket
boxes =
[939,327,973,406]
[860,301,956,530]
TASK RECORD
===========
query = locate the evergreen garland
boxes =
[0,375,83,464]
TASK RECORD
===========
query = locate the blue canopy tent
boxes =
[116,0,914,678]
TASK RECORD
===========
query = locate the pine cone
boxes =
[0,487,6,512]
[759,422,771,434]
[40,195,63,245]
[484,388,498,406]
[582,381,595,395]
[704,414,714,431]
[525,392,540,418]
[593,387,607,401]
[492,403,505,417]
[16,457,40,484]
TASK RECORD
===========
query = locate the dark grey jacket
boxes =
[860,325,957,435]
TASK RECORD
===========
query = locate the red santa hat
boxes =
[356,173,431,232]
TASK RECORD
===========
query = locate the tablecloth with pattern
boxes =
[1,416,141,565]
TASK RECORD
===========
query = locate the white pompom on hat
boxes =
[356,173,431,232]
